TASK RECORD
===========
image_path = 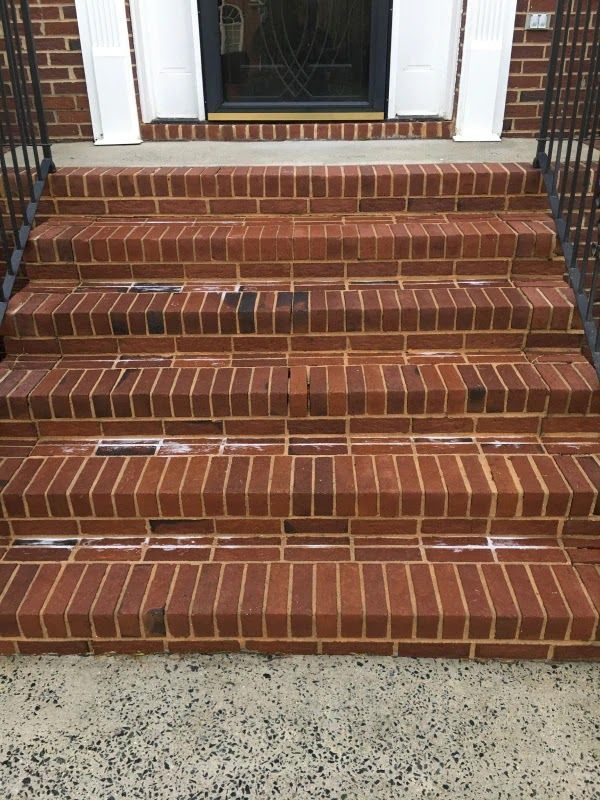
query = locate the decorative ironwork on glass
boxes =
[216,0,373,104]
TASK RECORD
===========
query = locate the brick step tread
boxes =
[0,434,600,460]
[1,360,598,427]
[1,451,598,523]
[31,210,554,227]
[3,434,598,458]
[2,349,592,371]
[45,163,545,205]
[3,535,598,566]
[0,559,598,658]
[8,334,584,359]
[26,214,557,267]
[36,211,549,226]
[7,276,572,291]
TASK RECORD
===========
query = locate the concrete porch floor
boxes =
[51,138,538,168]
[0,654,598,800]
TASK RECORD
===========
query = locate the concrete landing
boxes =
[51,137,537,168]
[0,655,597,800]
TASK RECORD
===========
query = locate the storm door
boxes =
[198,0,391,119]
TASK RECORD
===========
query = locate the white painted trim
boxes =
[187,1,206,120]
[129,0,152,124]
[74,0,141,145]
[454,0,518,141]
[130,0,206,123]
[388,0,462,119]
[440,2,463,120]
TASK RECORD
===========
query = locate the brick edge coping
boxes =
[1,639,599,660]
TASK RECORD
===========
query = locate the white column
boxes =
[130,0,205,122]
[454,0,518,142]
[389,0,462,119]
[74,0,141,145]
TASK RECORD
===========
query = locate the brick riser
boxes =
[1,164,599,660]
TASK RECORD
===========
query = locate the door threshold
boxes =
[207,112,386,122]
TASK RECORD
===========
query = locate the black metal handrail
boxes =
[0,0,53,325]
[536,0,600,375]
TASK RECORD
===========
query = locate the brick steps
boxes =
[1,358,598,440]
[3,282,581,356]
[41,163,547,220]
[24,213,560,283]
[0,553,598,658]
[2,162,598,660]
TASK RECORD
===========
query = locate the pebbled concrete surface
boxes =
[0,654,598,800]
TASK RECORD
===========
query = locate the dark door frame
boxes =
[198,0,393,120]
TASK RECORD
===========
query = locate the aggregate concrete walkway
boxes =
[0,655,598,800]
[51,138,536,167]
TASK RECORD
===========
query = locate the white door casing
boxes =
[130,0,206,122]
[76,0,518,137]
[454,0,518,141]
[74,0,141,144]
[388,0,462,119]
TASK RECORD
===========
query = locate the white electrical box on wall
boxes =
[526,13,552,30]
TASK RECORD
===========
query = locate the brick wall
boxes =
[506,0,557,137]
[30,0,92,141]
[31,0,560,143]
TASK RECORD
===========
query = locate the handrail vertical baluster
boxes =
[0,0,53,324]
[536,0,600,377]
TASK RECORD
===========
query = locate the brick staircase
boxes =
[1,163,599,659]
